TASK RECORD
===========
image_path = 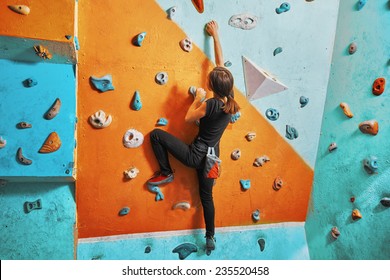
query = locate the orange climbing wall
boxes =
[76,0,313,238]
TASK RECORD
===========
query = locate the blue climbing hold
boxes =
[148,184,164,201]
[286,125,298,140]
[131,90,142,110]
[172,243,198,260]
[23,78,38,88]
[240,179,251,190]
[357,0,367,11]
[265,108,279,121]
[273,47,283,56]
[230,111,241,123]
[252,209,260,221]
[24,199,42,213]
[276,2,290,14]
[156,118,168,126]
[300,96,309,107]
[133,32,146,47]
[90,74,115,92]
[119,207,130,216]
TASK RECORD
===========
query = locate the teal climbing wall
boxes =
[305,0,390,260]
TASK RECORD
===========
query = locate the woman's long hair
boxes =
[208,67,240,114]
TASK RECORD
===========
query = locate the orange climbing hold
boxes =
[359,120,379,135]
[191,0,204,13]
[340,102,353,118]
[372,77,386,96]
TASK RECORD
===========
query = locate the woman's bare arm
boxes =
[205,20,224,67]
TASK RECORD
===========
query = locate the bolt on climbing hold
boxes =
[300,96,309,107]
[245,132,256,141]
[191,0,204,13]
[265,108,279,121]
[252,209,260,221]
[352,209,362,220]
[90,74,115,92]
[172,243,198,260]
[144,246,152,254]
[172,201,191,211]
[0,137,6,149]
[119,207,130,216]
[33,45,52,60]
[224,61,232,67]
[273,47,283,56]
[156,118,168,126]
[258,238,266,252]
[17,147,32,165]
[155,72,168,85]
[350,196,355,203]
[357,0,367,11]
[179,38,193,52]
[39,132,61,154]
[273,176,283,191]
[123,129,144,148]
[331,227,340,239]
[230,111,241,123]
[228,14,258,30]
[348,42,357,54]
[276,2,291,14]
[89,110,112,128]
[188,86,197,98]
[123,166,139,179]
[372,77,386,96]
[44,98,61,120]
[285,125,298,140]
[359,120,378,135]
[240,179,251,190]
[132,32,146,47]
[231,149,241,160]
[362,155,378,174]
[253,155,270,167]
[23,78,37,87]
[380,197,390,207]
[131,90,142,111]
[167,6,177,20]
[8,5,30,15]
[148,184,164,201]
[328,142,337,152]
[24,199,42,213]
[339,102,353,118]
[65,35,72,40]
[17,122,32,129]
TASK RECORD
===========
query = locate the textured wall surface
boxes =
[305,0,390,259]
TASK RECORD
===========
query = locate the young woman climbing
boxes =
[147,20,240,253]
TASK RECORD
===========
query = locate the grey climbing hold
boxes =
[299,96,309,107]
[265,108,279,121]
[155,72,168,85]
[258,238,265,252]
[119,207,130,216]
[144,246,152,254]
[167,6,177,20]
[90,74,115,92]
[380,197,390,207]
[253,155,270,167]
[23,78,37,87]
[17,122,32,129]
[17,147,32,165]
[188,86,197,98]
[240,179,251,190]
[252,209,260,221]
[285,125,298,140]
[24,199,42,213]
[228,14,258,30]
[172,243,198,260]
[273,47,283,56]
[363,156,378,174]
[328,142,337,152]
[132,32,146,47]
[131,90,142,111]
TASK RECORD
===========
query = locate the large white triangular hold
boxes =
[242,56,288,101]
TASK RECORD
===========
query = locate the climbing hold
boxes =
[90,74,115,92]
[191,0,204,13]
[380,197,390,207]
[230,111,241,123]
[188,86,197,98]
[252,209,260,221]
[240,179,251,190]
[224,61,232,67]
[328,142,337,152]
[179,38,193,52]
[89,110,112,128]
[24,199,42,213]
[156,118,168,126]
[231,149,241,160]
[339,102,353,118]
[65,35,72,40]
[0,137,6,149]
[372,77,386,96]
[228,14,258,30]
[273,47,283,56]
[23,78,37,87]
[350,196,355,203]
[8,5,30,15]
[357,0,367,11]
[359,120,378,135]
[123,166,139,179]
[258,238,265,252]
[172,201,191,211]
[33,45,52,60]
[362,155,378,174]
[167,6,177,20]
[285,125,298,140]
[300,96,309,107]
[265,108,279,121]
[119,207,130,216]
[131,90,142,111]
[144,246,152,254]
[273,176,283,191]
[155,72,168,85]
[253,155,270,167]
[147,184,164,201]
[123,129,144,148]
[276,2,291,14]
[17,147,32,165]
[44,98,61,120]
[348,42,357,55]
[17,122,32,129]
[132,32,146,47]
[39,132,61,153]
[352,209,362,220]
[74,36,80,50]
[245,132,256,141]
[331,227,340,239]
[172,243,198,260]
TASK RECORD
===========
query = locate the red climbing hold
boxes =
[191,0,204,13]
[372,77,386,96]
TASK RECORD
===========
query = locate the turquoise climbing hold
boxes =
[172,243,198,260]
[265,108,279,121]
[273,47,283,56]
[252,209,260,221]
[133,32,146,47]
[300,96,309,107]
[285,125,298,140]
[357,0,367,11]
[131,90,142,111]
[156,118,168,126]
[24,199,42,213]
[23,78,37,88]
[74,36,80,50]
[147,184,164,201]
[90,74,115,92]
[119,207,130,216]
[240,179,251,190]
[230,111,241,123]
[276,2,290,14]
[224,61,232,67]
[363,156,378,174]
[144,246,152,254]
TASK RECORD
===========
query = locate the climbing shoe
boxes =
[206,236,216,251]
[147,172,174,186]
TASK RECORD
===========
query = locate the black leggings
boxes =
[150,128,216,238]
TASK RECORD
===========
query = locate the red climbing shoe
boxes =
[147,172,174,186]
